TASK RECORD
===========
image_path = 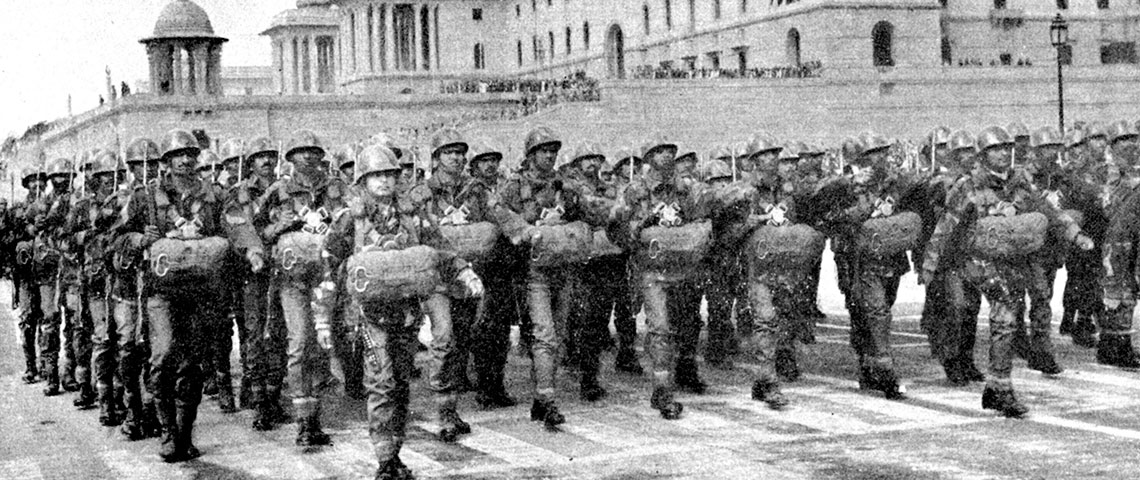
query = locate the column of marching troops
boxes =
[4,119,1140,480]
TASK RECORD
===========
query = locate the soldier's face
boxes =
[675,159,696,179]
[1089,137,1109,158]
[755,152,779,175]
[983,146,1013,176]
[50,176,70,192]
[577,157,601,177]
[933,145,950,168]
[198,169,215,182]
[599,169,614,184]
[437,147,466,174]
[736,156,755,173]
[27,179,44,192]
[399,165,416,186]
[777,159,797,177]
[364,171,398,198]
[472,158,499,179]
[616,160,638,181]
[169,154,197,178]
[1112,140,1140,171]
[340,165,355,180]
[253,155,277,179]
[648,149,676,172]
[93,173,115,196]
[291,150,326,179]
[530,145,559,173]
[1035,146,1063,168]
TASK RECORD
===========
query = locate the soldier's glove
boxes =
[1104,297,1122,311]
[315,326,333,351]
[458,267,484,297]
[247,250,265,274]
[1075,234,1094,251]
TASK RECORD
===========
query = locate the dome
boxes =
[143,0,226,41]
[297,0,331,7]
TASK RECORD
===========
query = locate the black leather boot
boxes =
[529,399,565,430]
[175,402,201,461]
[614,348,644,375]
[674,359,707,395]
[650,386,683,420]
[775,349,800,382]
[156,399,179,462]
[751,379,789,410]
[982,386,1029,418]
[73,382,97,409]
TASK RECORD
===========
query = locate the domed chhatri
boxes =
[146,0,226,41]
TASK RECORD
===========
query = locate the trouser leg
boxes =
[525,267,560,402]
[361,320,415,468]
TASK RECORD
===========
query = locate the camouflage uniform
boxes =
[12,169,46,384]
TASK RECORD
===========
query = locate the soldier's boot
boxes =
[578,353,607,402]
[1058,310,1075,336]
[474,377,518,409]
[1011,329,1030,361]
[857,362,873,391]
[250,387,274,431]
[1097,334,1140,369]
[867,364,906,400]
[649,386,684,420]
[1070,313,1098,349]
[156,399,180,462]
[42,368,61,397]
[673,359,707,395]
[174,401,201,461]
[942,359,968,386]
[529,398,566,430]
[21,340,39,384]
[1026,334,1063,375]
[982,386,1029,419]
[955,352,986,382]
[294,399,331,447]
[375,457,415,480]
[437,399,470,443]
[614,347,644,375]
[119,390,146,441]
[238,376,252,410]
[215,373,238,414]
[202,375,218,397]
[809,304,827,321]
[751,379,789,411]
[775,348,801,383]
[73,382,97,410]
[97,383,121,426]
[61,365,79,392]
[142,399,163,439]
[265,385,290,424]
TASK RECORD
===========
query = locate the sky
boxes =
[0,0,296,139]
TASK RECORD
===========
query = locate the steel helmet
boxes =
[79,149,97,173]
[333,143,359,171]
[284,130,324,158]
[1084,121,1109,141]
[841,137,863,159]
[46,158,75,179]
[860,133,892,155]
[639,133,677,159]
[219,139,245,163]
[430,128,469,157]
[1030,127,1064,148]
[1108,120,1139,144]
[1006,121,1030,140]
[779,143,803,162]
[370,132,405,159]
[524,126,562,156]
[730,141,751,160]
[125,138,160,164]
[468,139,504,165]
[799,142,826,157]
[20,166,45,188]
[976,126,1014,152]
[1064,128,1086,149]
[703,159,733,182]
[246,136,278,161]
[948,130,976,153]
[675,150,698,165]
[398,147,416,167]
[160,129,201,161]
[747,134,781,157]
[928,126,953,146]
[88,149,119,176]
[354,144,400,185]
[710,145,732,161]
[613,146,642,168]
[571,142,605,164]
[197,149,221,171]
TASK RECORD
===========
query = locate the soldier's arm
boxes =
[921,179,972,281]
[416,210,471,280]
[1101,194,1140,306]
[220,187,266,260]
[313,209,354,334]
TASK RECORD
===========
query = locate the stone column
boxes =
[311,35,320,93]
[146,44,158,95]
[271,39,283,94]
[385,3,396,71]
[411,3,419,71]
[288,36,299,94]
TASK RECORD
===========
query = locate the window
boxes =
[644,4,651,35]
[993,0,1006,9]
[736,48,747,74]
[999,53,1012,65]
[473,8,483,20]
[941,36,952,65]
[872,21,894,67]
[349,13,356,71]
[706,51,720,70]
[1056,0,1068,9]
[689,0,696,30]
[517,40,524,66]
[583,22,590,49]
[1097,0,1109,9]
[549,31,556,59]
[516,4,521,17]
[474,43,486,69]
[533,35,539,61]
[566,27,572,54]
[714,0,722,19]
[666,0,673,29]
[1102,42,1136,63]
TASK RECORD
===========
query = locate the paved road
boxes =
[2,261,1140,479]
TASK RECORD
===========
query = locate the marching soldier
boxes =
[704,145,747,369]
[605,147,645,375]
[261,130,345,446]
[1098,120,1140,369]
[35,157,76,398]
[312,144,483,480]
[1060,124,1108,350]
[14,166,46,385]
[122,129,266,462]
[922,126,1093,417]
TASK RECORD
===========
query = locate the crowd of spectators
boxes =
[631,61,823,80]
[950,57,1034,67]
[435,71,601,121]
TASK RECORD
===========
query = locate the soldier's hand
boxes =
[247,251,265,273]
[919,269,934,287]
[458,267,484,297]
[316,328,333,351]
[1076,234,1094,251]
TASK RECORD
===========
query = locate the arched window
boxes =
[786,28,801,67]
[643,4,651,35]
[941,36,952,65]
[584,22,591,49]
[872,21,894,67]
[474,43,485,69]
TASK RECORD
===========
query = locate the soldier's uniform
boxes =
[227,137,289,430]
[703,144,749,369]
[313,144,482,480]
[923,126,1092,418]
[602,147,645,376]
[1061,124,1110,348]
[1098,120,1140,369]
[13,167,46,385]
[261,130,346,447]
[122,129,265,462]
[34,158,77,398]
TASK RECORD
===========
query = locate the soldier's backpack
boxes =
[273,231,326,284]
[345,245,441,306]
[855,212,922,257]
[440,222,500,263]
[968,212,1048,260]
[147,236,231,295]
[637,220,713,274]
[529,221,593,267]
[748,224,826,272]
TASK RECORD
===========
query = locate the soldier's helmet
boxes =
[468,139,504,165]
[841,137,863,160]
[46,158,75,179]
[1029,127,1064,148]
[89,149,119,176]
[747,134,782,157]
[778,142,802,162]
[730,141,751,160]
[710,145,732,161]
[430,128,469,157]
[246,137,278,160]
[860,134,892,156]
[977,126,1015,152]
[370,132,405,159]
[1064,129,1086,149]
[613,146,642,168]
[332,144,358,171]
[79,149,98,173]
[703,159,733,182]
[948,130,977,153]
[125,138,160,165]
[285,130,325,158]
[1084,121,1109,141]
[554,152,574,173]
[640,133,678,160]
[675,150,698,167]
[524,126,562,156]
[20,166,45,188]
[799,142,826,158]
[1107,120,1139,144]
[928,126,953,146]
[1006,121,1031,141]
[160,129,201,161]
[220,139,245,163]
[572,142,606,164]
[197,149,221,171]
[354,144,400,185]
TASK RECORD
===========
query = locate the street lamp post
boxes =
[1050,14,1069,137]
